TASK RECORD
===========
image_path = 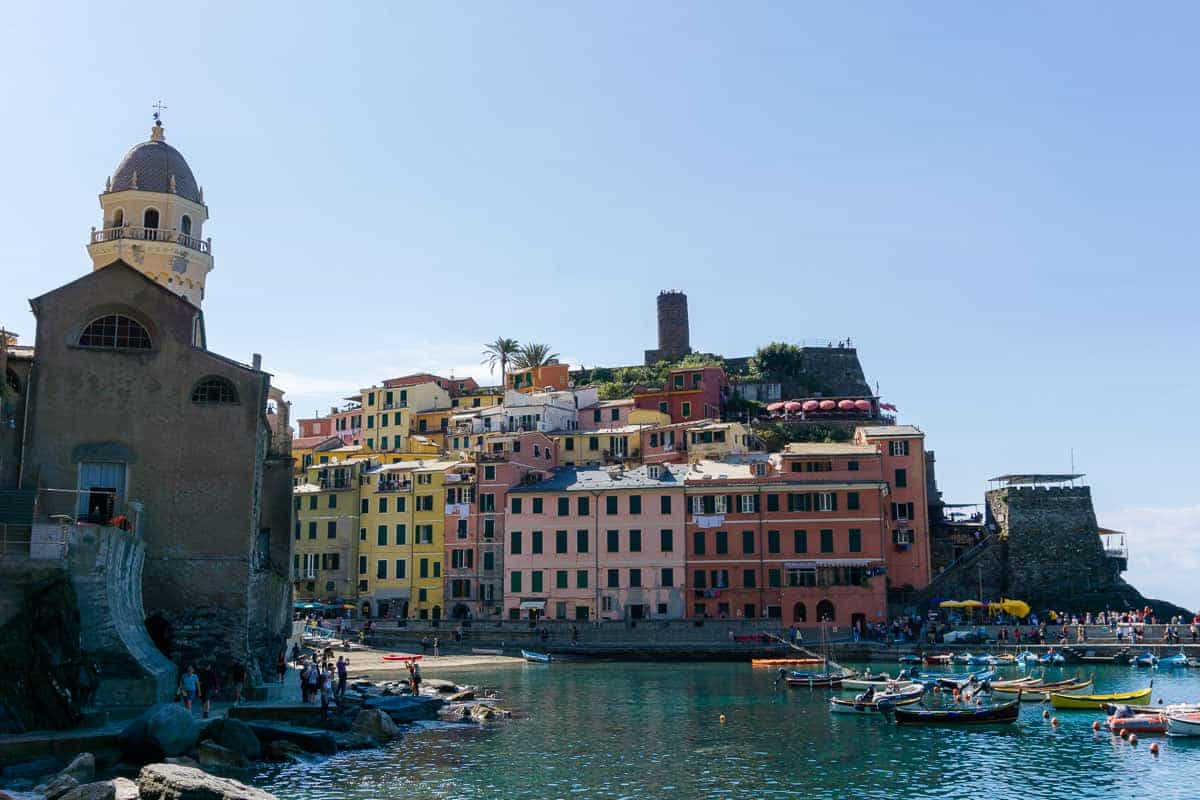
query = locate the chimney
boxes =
[252,353,262,371]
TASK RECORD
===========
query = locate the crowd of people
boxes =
[290,644,352,720]
[176,660,248,718]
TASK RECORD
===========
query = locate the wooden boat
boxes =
[471,648,503,656]
[841,671,893,689]
[936,669,996,690]
[894,697,1020,725]
[751,657,824,667]
[381,653,424,662]
[1106,711,1167,734]
[1132,652,1158,668]
[784,671,844,688]
[831,686,924,715]
[923,653,952,665]
[997,677,1094,702]
[989,676,1041,690]
[1157,652,1188,668]
[1107,703,1200,716]
[898,654,922,665]
[993,674,1089,693]
[1016,651,1040,664]
[521,649,552,663]
[1050,685,1152,710]
[1039,651,1066,665]
[1167,712,1200,737]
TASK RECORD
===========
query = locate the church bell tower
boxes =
[86,109,213,307]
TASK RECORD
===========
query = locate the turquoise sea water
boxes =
[253,661,1200,800]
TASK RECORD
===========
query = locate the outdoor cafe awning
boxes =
[519,600,547,610]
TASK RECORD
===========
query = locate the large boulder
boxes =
[350,708,398,742]
[59,753,96,784]
[111,778,140,800]
[362,695,443,723]
[136,763,278,800]
[145,704,201,758]
[242,723,336,755]
[197,740,250,770]
[59,781,116,800]
[35,773,78,800]
[202,718,262,760]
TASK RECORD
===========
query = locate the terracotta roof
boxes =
[382,373,449,388]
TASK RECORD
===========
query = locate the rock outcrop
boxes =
[350,708,398,742]
[136,763,278,800]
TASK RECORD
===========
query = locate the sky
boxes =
[1,2,1197,607]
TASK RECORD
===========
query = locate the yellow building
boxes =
[451,389,503,410]
[684,421,761,461]
[552,425,645,467]
[360,378,453,453]
[412,408,453,451]
[293,458,371,604]
[291,434,344,476]
[357,458,458,620]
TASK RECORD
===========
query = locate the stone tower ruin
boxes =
[645,290,692,364]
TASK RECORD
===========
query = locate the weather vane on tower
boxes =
[152,100,168,124]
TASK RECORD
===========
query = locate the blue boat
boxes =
[967,654,996,666]
[1039,651,1065,665]
[521,649,552,664]
[1016,651,1039,665]
[898,654,921,665]
[1158,652,1188,668]
[936,669,997,690]
[1132,652,1158,668]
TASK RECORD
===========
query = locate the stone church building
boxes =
[6,118,293,685]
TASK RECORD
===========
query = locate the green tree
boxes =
[481,337,520,386]
[511,342,560,370]
[752,342,803,379]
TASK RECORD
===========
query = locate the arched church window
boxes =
[190,377,239,404]
[143,208,159,229]
[112,209,124,228]
[180,215,192,236]
[78,315,152,350]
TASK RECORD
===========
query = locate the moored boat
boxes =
[784,670,844,688]
[521,649,552,663]
[898,654,922,665]
[381,653,423,662]
[1016,651,1040,664]
[751,657,824,667]
[1167,712,1200,737]
[1039,651,1066,665]
[831,685,924,715]
[1106,702,1200,716]
[936,669,996,690]
[471,648,503,656]
[1106,709,1167,734]
[1157,652,1188,668]
[1050,685,1152,710]
[952,652,974,665]
[995,677,1094,702]
[893,697,1020,725]
[923,653,952,665]
[1132,652,1158,668]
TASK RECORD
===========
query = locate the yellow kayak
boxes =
[1050,686,1151,709]
[996,677,1094,702]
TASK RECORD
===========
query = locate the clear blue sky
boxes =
[2,3,1197,606]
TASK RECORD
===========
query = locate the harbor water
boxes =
[253,660,1200,799]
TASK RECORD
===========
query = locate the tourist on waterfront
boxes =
[420,635,430,653]
[320,664,334,721]
[336,655,349,699]
[1191,621,1198,643]
[229,660,247,704]
[199,662,220,719]
[408,660,422,695]
[303,659,321,704]
[433,636,440,657]
[179,665,200,712]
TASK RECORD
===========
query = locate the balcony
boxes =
[90,225,212,254]
[319,479,354,491]
[376,480,412,493]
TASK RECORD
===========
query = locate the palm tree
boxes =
[512,342,559,370]
[481,337,520,387]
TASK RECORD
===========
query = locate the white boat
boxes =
[471,647,503,656]
[1167,713,1200,737]
[830,685,924,715]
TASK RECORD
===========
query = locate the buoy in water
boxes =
[719,714,726,724]
[1150,742,1159,756]
[1130,734,1139,746]
[1092,721,1101,732]
[1051,717,1059,728]
[1120,729,1129,739]
[1042,709,1050,719]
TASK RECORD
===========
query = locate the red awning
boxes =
[837,399,855,411]
[766,402,786,412]
[802,400,820,412]
[784,401,803,412]
[819,400,837,411]
[854,399,871,412]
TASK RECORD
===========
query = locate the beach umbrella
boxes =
[802,400,820,412]
[938,600,965,608]
[853,399,872,412]
[766,402,785,412]
[819,400,837,411]
[784,401,803,412]
[837,399,855,411]
[1000,599,1031,619]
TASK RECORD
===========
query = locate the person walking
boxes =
[229,660,246,705]
[179,665,200,713]
[199,662,221,719]
[336,655,349,700]
[290,642,301,666]
[320,664,334,721]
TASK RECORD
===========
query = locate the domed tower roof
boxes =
[107,121,202,203]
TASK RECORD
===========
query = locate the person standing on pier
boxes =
[179,665,200,713]
[336,655,349,700]
[199,662,221,719]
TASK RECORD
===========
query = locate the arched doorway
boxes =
[792,602,807,623]
[816,600,835,623]
[143,208,159,229]
[451,603,471,620]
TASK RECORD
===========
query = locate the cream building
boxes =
[86,115,213,308]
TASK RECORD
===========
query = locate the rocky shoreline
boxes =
[0,676,512,800]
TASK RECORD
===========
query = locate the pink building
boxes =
[632,366,728,424]
[854,425,931,591]
[578,398,635,431]
[504,464,689,621]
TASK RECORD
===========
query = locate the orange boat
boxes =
[751,657,824,667]
[381,653,424,662]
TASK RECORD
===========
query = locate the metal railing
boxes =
[90,225,211,254]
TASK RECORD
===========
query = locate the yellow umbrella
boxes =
[1000,599,1031,619]
[938,600,965,608]
[961,600,984,608]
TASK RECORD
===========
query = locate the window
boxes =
[484,466,496,481]
[891,502,915,521]
[361,499,369,514]
[511,497,523,514]
[889,440,910,457]
[360,527,366,541]
[376,525,387,546]
[326,521,337,539]
[416,524,433,544]
[395,524,406,545]
[768,568,782,588]
[532,498,544,514]
[378,497,388,513]
[191,377,238,404]
[607,530,619,552]
[576,530,589,552]
[714,495,729,514]
[556,570,569,589]
[681,401,691,418]
[556,530,568,553]
[794,530,808,553]
[483,518,496,539]
[743,569,757,588]
[359,556,367,574]
[767,530,780,554]
[589,437,600,451]
[629,568,642,588]
[416,495,433,511]
[611,407,620,421]
[572,496,588,516]
[820,529,834,553]
[847,460,859,472]
[308,496,317,510]
[895,468,908,488]
[418,559,428,578]
[693,531,705,555]
[849,528,862,553]
[511,571,522,592]
[715,531,728,554]
[660,494,671,514]
[674,374,685,389]
[607,569,619,588]
[593,409,602,423]
[660,529,673,552]
[766,493,779,512]
[661,567,674,587]
[577,570,589,589]
[376,560,388,580]
[658,401,668,414]
[564,437,575,451]
[396,559,407,579]
[78,315,151,350]
[307,521,317,539]
[293,522,300,540]
[739,494,757,513]
[531,530,543,554]
[143,207,160,228]
[605,496,618,515]
[847,492,860,511]
[328,494,337,509]
[742,530,755,554]
[510,531,522,555]
[694,570,707,589]
[629,529,642,552]
[629,495,642,515]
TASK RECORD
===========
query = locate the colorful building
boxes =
[854,425,931,592]
[578,398,635,431]
[297,403,363,446]
[508,362,570,394]
[292,434,345,475]
[292,458,372,604]
[551,425,646,467]
[633,365,728,424]
[505,464,690,621]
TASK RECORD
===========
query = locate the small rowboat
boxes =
[952,652,974,665]
[1106,703,1200,716]
[784,671,844,688]
[894,697,1021,725]
[521,649,552,664]
[1133,652,1158,668]
[1016,651,1040,664]
[936,669,996,690]
[999,678,1094,702]
[923,653,952,665]
[751,657,824,667]
[471,648,503,656]
[898,655,922,665]
[1040,651,1066,665]
[1050,685,1152,710]
[841,671,893,689]
[1167,712,1200,736]
[989,676,1041,689]
[831,686,924,715]
[381,653,423,662]
[1157,652,1189,669]
[1106,712,1167,734]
